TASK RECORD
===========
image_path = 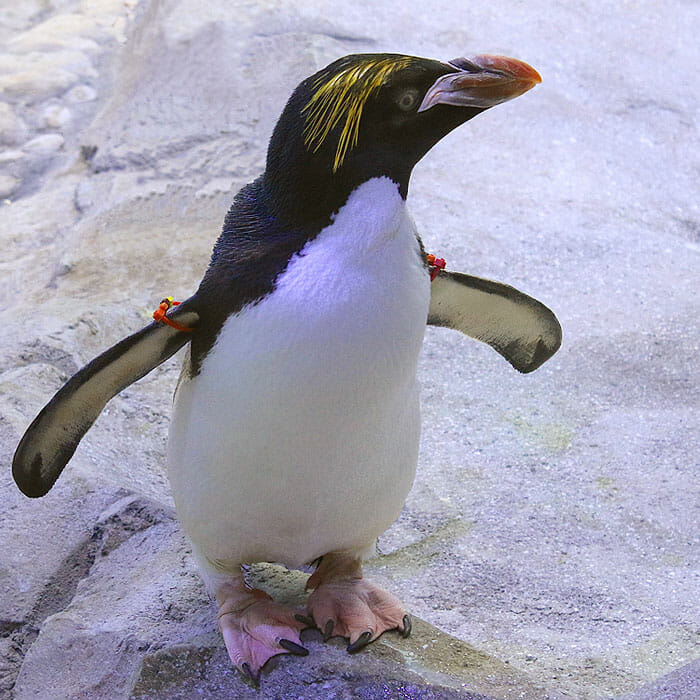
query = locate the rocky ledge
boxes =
[1,1,698,698]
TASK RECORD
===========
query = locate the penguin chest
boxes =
[168,178,430,567]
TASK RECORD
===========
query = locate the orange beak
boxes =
[418,55,542,113]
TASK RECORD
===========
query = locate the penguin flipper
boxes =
[428,271,561,373]
[12,303,199,498]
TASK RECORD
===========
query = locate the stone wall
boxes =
[1,1,698,698]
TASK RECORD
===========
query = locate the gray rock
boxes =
[0,50,93,99]
[65,84,98,104]
[0,0,43,44]
[21,133,65,155]
[1,0,698,698]
[40,104,72,129]
[0,102,27,145]
[618,659,700,700]
[0,174,18,199]
[11,495,557,700]
[0,149,23,165]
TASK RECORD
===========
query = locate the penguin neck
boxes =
[262,151,412,230]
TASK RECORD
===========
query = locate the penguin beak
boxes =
[417,55,542,113]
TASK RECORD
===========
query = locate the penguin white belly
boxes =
[167,178,429,570]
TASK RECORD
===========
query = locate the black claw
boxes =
[295,613,316,628]
[279,638,309,656]
[347,630,372,653]
[240,662,259,687]
[323,619,334,642]
[401,614,412,638]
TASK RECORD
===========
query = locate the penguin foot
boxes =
[306,552,410,651]
[216,579,307,682]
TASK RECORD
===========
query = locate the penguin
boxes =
[13,52,561,683]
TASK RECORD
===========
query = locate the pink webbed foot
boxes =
[216,580,307,684]
[306,552,411,652]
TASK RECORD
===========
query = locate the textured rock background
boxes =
[1,1,698,698]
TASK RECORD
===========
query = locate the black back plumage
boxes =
[189,178,318,375]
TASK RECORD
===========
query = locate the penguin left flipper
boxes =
[428,270,562,373]
[12,301,199,499]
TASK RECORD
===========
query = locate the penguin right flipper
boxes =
[428,270,562,374]
[12,301,199,498]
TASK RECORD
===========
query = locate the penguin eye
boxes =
[397,88,420,112]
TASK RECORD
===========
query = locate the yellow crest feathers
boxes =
[302,56,414,172]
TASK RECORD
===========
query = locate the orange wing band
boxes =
[152,297,193,332]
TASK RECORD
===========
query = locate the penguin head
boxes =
[264,53,541,226]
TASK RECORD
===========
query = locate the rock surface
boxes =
[1,1,698,698]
